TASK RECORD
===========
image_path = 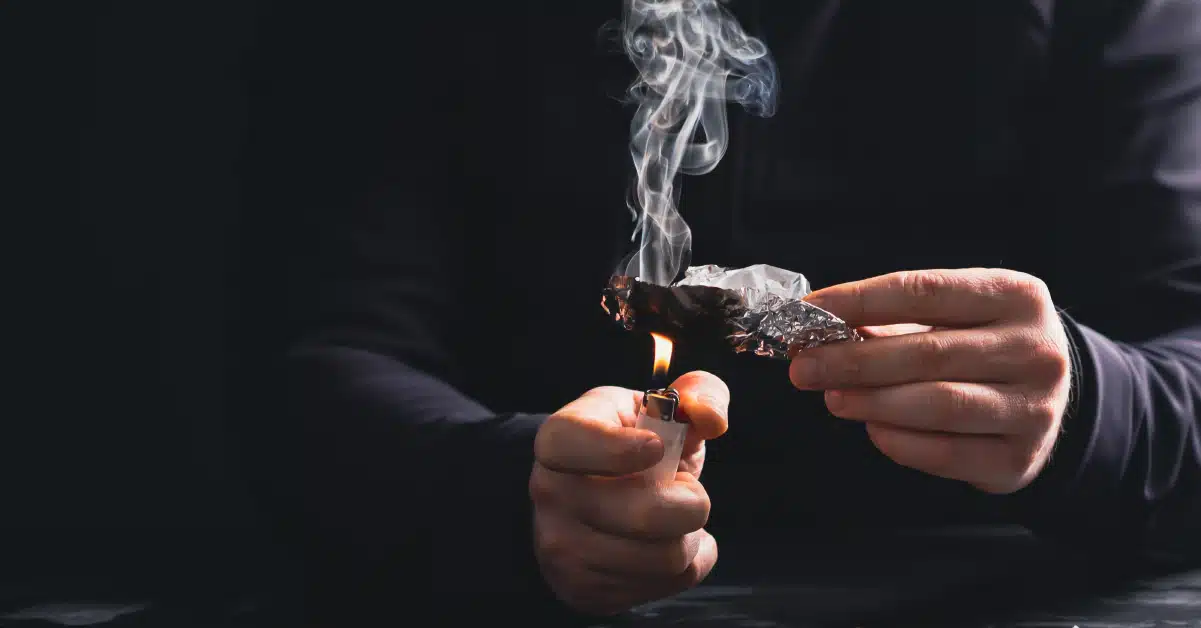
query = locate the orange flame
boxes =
[651,333,674,381]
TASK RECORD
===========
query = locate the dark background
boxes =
[2,0,282,604]
[3,2,1200,627]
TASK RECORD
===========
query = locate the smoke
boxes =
[617,0,778,286]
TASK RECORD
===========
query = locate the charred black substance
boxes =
[602,275,743,349]
[601,267,862,359]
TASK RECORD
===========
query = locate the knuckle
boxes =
[933,382,971,429]
[625,488,661,538]
[828,347,864,383]
[671,481,712,529]
[1008,439,1043,477]
[664,539,694,575]
[576,387,626,417]
[1025,398,1061,434]
[896,271,945,300]
[1040,341,1071,382]
[528,465,557,505]
[945,382,973,414]
[584,386,624,402]
[533,416,565,462]
[999,272,1052,312]
[1023,331,1071,382]
[914,333,950,371]
[1021,275,1053,304]
[535,521,570,562]
[690,486,713,530]
[841,281,867,318]
[1049,351,1071,381]
[657,483,711,535]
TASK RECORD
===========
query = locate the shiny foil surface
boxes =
[602,264,860,359]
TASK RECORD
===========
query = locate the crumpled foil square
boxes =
[602,264,861,359]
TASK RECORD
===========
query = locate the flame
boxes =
[651,333,674,381]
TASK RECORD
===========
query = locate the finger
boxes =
[789,327,1038,390]
[538,529,718,616]
[858,323,934,338]
[536,392,665,477]
[600,530,717,610]
[535,509,629,616]
[535,554,638,617]
[545,510,711,579]
[688,526,719,586]
[670,371,730,441]
[533,468,711,541]
[577,386,642,426]
[805,269,1051,328]
[864,423,1031,494]
[591,529,711,579]
[824,381,1020,435]
[669,372,729,476]
[677,441,706,479]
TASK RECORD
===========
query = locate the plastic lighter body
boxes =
[634,389,688,485]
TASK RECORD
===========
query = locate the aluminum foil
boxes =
[602,264,861,359]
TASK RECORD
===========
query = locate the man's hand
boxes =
[530,372,730,616]
[789,269,1072,495]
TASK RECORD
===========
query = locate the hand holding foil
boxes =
[530,373,730,615]
[788,269,1072,496]
[602,264,861,358]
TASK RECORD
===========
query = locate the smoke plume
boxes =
[617,0,778,286]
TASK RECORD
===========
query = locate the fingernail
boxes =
[825,390,844,412]
[792,357,819,387]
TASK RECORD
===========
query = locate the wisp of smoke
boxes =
[617,0,778,286]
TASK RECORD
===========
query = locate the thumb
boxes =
[669,371,730,463]
[535,387,664,476]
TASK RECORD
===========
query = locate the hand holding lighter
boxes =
[635,388,688,485]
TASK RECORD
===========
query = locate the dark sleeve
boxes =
[251,8,588,621]
[1011,0,1201,561]
[285,98,595,624]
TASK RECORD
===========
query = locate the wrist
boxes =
[1024,311,1095,498]
[1005,315,1136,543]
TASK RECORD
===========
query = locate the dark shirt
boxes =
[269,0,1201,612]
[3,1,276,591]
[6,0,1200,620]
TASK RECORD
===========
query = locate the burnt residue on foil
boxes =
[602,264,861,359]
[601,275,743,348]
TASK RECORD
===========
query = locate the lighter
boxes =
[635,333,689,485]
[635,387,688,485]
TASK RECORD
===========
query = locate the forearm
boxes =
[291,344,588,617]
[1015,318,1201,560]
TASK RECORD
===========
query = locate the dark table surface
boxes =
[596,526,1201,628]
[1,526,1197,627]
